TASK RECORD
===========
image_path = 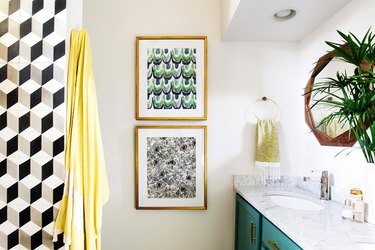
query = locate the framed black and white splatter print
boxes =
[135,126,207,210]
[136,36,207,120]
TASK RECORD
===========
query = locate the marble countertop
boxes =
[235,186,375,250]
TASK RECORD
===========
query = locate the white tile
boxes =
[6,108,18,133]
[0,221,17,235]
[53,10,66,38]
[31,151,50,159]
[0,0,9,16]
[20,0,32,16]
[0,173,17,188]
[19,126,39,141]
[53,156,64,181]
[0,127,17,141]
[43,0,55,16]
[8,14,20,39]
[53,109,64,136]
[0,79,17,94]
[0,33,18,47]
[7,197,28,206]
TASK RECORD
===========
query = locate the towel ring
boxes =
[247,96,281,121]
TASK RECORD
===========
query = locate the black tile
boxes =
[41,159,53,180]
[41,206,53,227]
[30,135,41,156]
[30,182,41,204]
[7,182,18,203]
[8,0,20,15]
[53,135,64,156]
[7,229,18,249]
[54,233,64,250]
[7,87,18,108]
[19,206,30,227]
[42,64,53,85]
[0,159,5,177]
[7,135,18,156]
[19,159,30,180]
[53,88,64,108]
[43,17,54,38]
[0,205,6,224]
[41,112,53,133]
[0,112,6,130]
[32,0,43,15]
[20,18,32,38]
[19,111,30,133]
[53,183,63,204]
[30,87,41,108]
[55,0,66,14]
[0,18,9,37]
[8,40,19,62]
[19,64,31,85]
[0,64,8,82]
[30,229,42,249]
[31,40,42,62]
[54,40,65,61]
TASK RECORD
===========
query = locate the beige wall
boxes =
[83,0,299,249]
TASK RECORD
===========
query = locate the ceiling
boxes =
[222,0,352,42]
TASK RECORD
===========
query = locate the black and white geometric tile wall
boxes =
[0,0,66,249]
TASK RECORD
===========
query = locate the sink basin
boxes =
[267,195,324,211]
[344,243,375,250]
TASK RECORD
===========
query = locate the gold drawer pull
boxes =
[267,240,280,250]
[250,222,257,244]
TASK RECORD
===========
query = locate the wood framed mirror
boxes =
[304,48,358,146]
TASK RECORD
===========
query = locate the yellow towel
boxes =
[53,29,109,250]
[324,119,347,138]
[255,119,280,183]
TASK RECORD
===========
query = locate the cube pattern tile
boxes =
[0,0,66,249]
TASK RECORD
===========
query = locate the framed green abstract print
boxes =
[136,36,207,120]
[135,126,207,210]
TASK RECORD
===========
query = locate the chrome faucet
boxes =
[303,170,330,200]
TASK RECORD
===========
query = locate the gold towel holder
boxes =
[249,96,281,121]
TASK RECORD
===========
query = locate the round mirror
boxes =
[304,49,358,146]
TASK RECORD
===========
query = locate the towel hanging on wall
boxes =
[53,29,110,250]
[253,97,281,183]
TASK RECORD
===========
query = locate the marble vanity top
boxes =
[235,185,375,250]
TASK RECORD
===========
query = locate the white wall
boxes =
[299,0,375,192]
[83,0,299,249]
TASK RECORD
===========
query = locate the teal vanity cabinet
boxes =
[235,194,261,250]
[261,218,302,250]
[235,194,302,250]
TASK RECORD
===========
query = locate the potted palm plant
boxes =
[306,28,375,163]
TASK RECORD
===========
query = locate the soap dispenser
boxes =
[351,188,365,223]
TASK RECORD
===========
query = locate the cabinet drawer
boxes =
[235,194,261,250]
[262,217,302,250]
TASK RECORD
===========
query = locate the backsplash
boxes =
[234,175,348,204]
[233,175,298,188]
[0,0,66,249]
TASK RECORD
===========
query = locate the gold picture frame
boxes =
[135,125,207,210]
[136,36,208,120]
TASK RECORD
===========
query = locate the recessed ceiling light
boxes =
[273,9,296,21]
